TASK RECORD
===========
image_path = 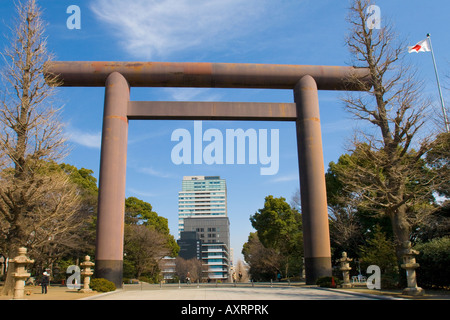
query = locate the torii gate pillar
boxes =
[295,75,331,283]
[96,72,129,287]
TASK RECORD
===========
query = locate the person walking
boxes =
[41,272,50,294]
[186,272,191,285]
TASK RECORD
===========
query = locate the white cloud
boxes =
[138,166,175,179]
[90,0,269,59]
[269,173,298,183]
[66,127,101,149]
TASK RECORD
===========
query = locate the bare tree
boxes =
[174,257,203,283]
[0,0,82,295]
[124,225,170,279]
[339,0,447,258]
[242,232,283,281]
[234,260,249,283]
[329,204,364,253]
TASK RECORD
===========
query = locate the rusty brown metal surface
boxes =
[95,72,129,288]
[45,61,370,90]
[294,75,332,284]
[127,101,297,121]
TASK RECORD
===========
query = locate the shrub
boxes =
[89,278,116,292]
[415,237,450,290]
[381,273,400,289]
[316,276,341,288]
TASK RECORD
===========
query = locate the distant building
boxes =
[177,231,202,260]
[160,257,176,281]
[183,216,230,282]
[175,176,231,282]
[178,176,227,237]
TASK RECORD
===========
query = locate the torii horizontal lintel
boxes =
[45,61,370,91]
[127,101,297,121]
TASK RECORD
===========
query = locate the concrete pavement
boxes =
[84,284,401,300]
[6,282,447,301]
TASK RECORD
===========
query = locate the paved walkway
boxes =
[85,285,399,300]
[6,284,443,319]
[2,283,448,301]
[0,285,99,300]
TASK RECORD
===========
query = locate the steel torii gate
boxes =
[46,61,370,288]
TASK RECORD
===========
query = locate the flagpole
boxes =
[427,33,449,133]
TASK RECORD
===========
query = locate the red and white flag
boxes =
[408,39,431,53]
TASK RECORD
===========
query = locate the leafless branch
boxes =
[338,0,448,253]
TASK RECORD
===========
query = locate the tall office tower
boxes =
[177,176,230,281]
[178,176,227,237]
[183,216,230,281]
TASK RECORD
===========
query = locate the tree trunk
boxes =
[2,262,15,296]
[389,204,410,260]
[1,246,18,297]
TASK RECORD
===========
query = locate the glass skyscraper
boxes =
[177,176,231,281]
[178,176,227,237]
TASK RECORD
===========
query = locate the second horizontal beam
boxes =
[127,101,297,121]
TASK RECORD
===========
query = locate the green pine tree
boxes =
[359,225,399,287]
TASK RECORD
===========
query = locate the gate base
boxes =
[304,257,332,285]
[96,260,123,289]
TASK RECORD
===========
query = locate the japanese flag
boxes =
[408,39,431,53]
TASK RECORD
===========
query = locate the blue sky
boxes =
[0,0,448,264]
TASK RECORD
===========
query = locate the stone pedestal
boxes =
[79,255,95,293]
[337,252,353,288]
[10,247,35,299]
[400,241,424,296]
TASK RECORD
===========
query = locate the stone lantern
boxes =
[79,255,95,293]
[10,247,35,299]
[337,252,353,288]
[400,241,424,296]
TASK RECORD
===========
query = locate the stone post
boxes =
[337,252,353,288]
[80,255,95,293]
[10,247,35,299]
[400,241,424,296]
